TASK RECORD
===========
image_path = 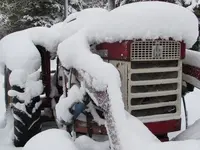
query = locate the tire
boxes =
[9,85,42,147]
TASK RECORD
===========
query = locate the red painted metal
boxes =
[75,119,181,138]
[183,64,200,80]
[181,42,186,59]
[96,40,184,60]
[144,119,181,135]
[75,120,107,135]
[96,41,131,61]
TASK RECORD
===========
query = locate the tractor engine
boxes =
[93,39,185,141]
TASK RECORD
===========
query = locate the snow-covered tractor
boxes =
[0,1,199,149]
[74,39,185,141]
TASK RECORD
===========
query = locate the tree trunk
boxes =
[108,0,115,10]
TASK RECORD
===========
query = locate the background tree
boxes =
[0,0,64,38]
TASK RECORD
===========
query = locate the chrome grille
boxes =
[128,60,182,121]
[131,40,181,61]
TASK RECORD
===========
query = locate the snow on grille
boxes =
[131,40,181,61]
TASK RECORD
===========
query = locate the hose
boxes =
[182,96,188,129]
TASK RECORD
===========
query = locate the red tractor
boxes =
[1,1,199,149]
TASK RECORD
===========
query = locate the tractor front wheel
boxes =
[5,79,42,147]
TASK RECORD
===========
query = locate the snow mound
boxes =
[0,27,60,75]
[86,2,198,48]
[58,2,198,48]
[8,70,43,106]
[125,111,159,143]
[75,135,110,150]
[23,129,78,150]
[172,119,200,141]
[0,110,15,146]
[58,8,108,42]
[56,84,85,123]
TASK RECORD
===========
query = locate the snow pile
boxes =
[58,2,198,48]
[8,70,43,112]
[75,135,110,150]
[0,75,5,116]
[172,119,200,141]
[23,129,78,150]
[56,84,85,123]
[0,27,60,75]
[0,110,16,148]
[125,111,159,143]
[86,102,105,126]
[86,2,198,48]
[57,8,109,42]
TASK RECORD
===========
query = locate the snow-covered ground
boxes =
[169,88,200,139]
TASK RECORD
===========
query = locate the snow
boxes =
[8,70,28,88]
[172,119,200,140]
[86,102,105,126]
[8,70,43,104]
[6,69,43,117]
[0,109,20,150]
[125,111,159,143]
[0,27,60,75]
[75,135,110,150]
[0,1,199,150]
[56,84,85,123]
[58,8,108,42]
[0,75,5,116]
[23,129,78,150]
[88,2,198,48]
[183,74,200,89]
[58,2,198,48]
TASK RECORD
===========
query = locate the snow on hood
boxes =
[0,27,60,74]
[86,2,198,47]
[57,2,198,48]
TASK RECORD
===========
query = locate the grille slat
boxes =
[131,106,177,117]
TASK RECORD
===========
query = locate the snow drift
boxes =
[23,129,78,150]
